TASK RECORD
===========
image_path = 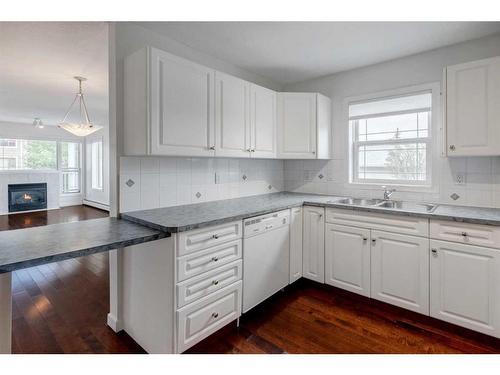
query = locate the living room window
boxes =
[349,89,433,186]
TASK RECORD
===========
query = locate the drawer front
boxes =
[176,260,242,308]
[430,220,500,249]
[177,281,242,353]
[177,239,242,282]
[326,208,428,237]
[178,221,242,256]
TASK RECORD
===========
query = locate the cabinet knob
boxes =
[371,239,376,244]
[209,146,215,150]
[247,148,252,152]
[211,256,219,262]
[212,234,219,239]
[312,151,316,155]
[363,237,368,242]
[212,280,219,286]
[212,312,219,319]
[251,149,255,152]
[461,232,468,237]
[431,248,438,256]
[449,145,456,151]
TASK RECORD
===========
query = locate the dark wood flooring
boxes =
[4,206,500,354]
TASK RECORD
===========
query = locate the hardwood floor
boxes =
[4,206,500,354]
[2,205,145,354]
[188,280,500,354]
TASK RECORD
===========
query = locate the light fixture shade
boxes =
[58,122,102,137]
[58,76,102,137]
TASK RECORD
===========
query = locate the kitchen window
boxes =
[349,90,433,186]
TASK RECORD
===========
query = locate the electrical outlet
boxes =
[455,173,465,185]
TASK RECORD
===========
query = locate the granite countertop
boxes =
[0,217,168,273]
[122,192,500,233]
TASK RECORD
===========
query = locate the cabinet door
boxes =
[290,207,303,283]
[302,206,324,282]
[325,224,370,297]
[430,240,500,338]
[250,84,277,158]
[278,93,317,159]
[371,231,429,314]
[215,72,251,158]
[149,48,215,157]
[446,56,500,156]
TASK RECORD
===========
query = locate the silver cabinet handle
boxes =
[363,237,368,242]
[211,256,219,262]
[371,239,376,244]
[212,280,219,286]
[431,248,438,256]
[212,234,219,239]
[461,232,468,237]
[212,312,219,319]
[449,145,456,151]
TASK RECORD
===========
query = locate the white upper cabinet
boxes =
[124,47,215,157]
[123,47,330,159]
[250,84,277,158]
[445,56,500,156]
[277,93,332,159]
[215,72,251,158]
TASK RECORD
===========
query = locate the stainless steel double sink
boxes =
[329,197,438,213]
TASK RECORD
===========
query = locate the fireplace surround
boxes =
[8,183,47,213]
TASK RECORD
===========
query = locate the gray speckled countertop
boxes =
[122,192,500,233]
[0,218,167,273]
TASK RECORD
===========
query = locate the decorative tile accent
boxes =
[126,179,135,187]
[195,192,202,199]
[450,193,460,200]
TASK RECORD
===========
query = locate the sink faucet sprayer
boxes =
[382,186,396,200]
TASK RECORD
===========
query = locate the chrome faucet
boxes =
[382,186,396,200]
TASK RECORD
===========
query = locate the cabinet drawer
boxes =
[177,221,242,256]
[177,281,242,353]
[326,208,428,237]
[176,260,242,308]
[177,239,242,282]
[430,220,500,249]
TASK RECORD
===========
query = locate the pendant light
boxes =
[58,76,102,137]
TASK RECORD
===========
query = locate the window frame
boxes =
[345,82,441,193]
[59,141,82,195]
[90,139,104,191]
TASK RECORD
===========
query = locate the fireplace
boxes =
[8,183,47,213]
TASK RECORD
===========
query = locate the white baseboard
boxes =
[107,313,123,332]
[83,199,110,211]
[60,193,83,207]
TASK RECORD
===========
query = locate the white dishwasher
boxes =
[243,209,290,313]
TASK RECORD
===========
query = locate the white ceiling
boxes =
[137,22,500,85]
[0,22,108,127]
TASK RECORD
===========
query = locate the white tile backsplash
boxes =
[284,156,500,208]
[120,156,284,212]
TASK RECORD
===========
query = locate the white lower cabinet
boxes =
[289,207,303,283]
[302,206,325,283]
[324,224,370,297]
[177,281,242,353]
[371,231,429,314]
[430,239,500,338]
